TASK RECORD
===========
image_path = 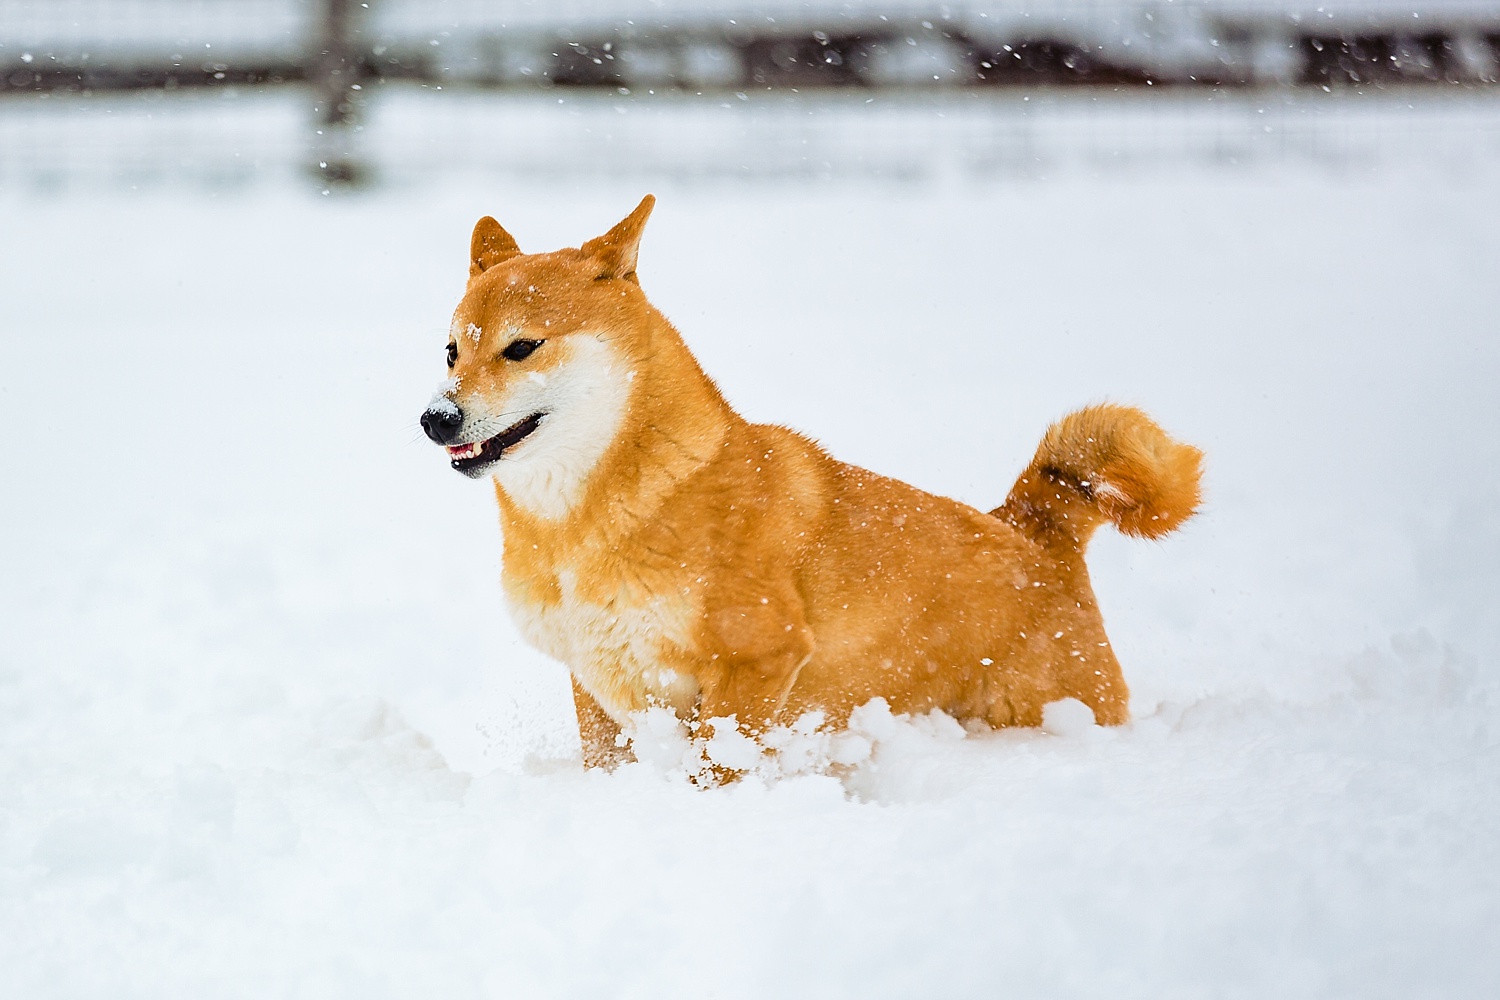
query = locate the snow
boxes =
[0,0,309,60]
[1041,696,1100,735]
[2,107,1499,996]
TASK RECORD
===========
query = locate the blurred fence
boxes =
[2,1,1499,189]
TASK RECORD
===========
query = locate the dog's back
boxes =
[783,405,1202,729]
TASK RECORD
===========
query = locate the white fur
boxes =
[507,568,699,723]
[493,336,630,519]
[437,335,630,519]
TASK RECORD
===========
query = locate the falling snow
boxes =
[1,153,1497,997]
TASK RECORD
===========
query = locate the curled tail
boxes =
[996,404,1203,549]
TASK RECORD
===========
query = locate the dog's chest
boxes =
[505,566,699,722]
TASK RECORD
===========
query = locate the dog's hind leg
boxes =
[572,676,631,769]
[983,610,1130,728]
[1056,625,1130,726]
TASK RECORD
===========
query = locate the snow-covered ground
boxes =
[1,108,1498,995]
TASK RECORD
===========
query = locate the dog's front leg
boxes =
[697,599,815,740]
[571,676,631,770]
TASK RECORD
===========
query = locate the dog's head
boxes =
[420,196,656,516]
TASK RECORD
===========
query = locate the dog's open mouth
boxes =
[447,412,545,470]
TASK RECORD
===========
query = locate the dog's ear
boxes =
[581,195,655,284]
[470,216,522,278]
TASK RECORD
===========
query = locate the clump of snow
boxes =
[621,700,962,787]
[1041,697,1099,736]
[700,715,763,772]
[620,705,696,774]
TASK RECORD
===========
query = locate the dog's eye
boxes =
[502,339,543,362]
[445,342,458,368]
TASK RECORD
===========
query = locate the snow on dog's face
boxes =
[420,196,656,519]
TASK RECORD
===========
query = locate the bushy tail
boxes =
[996,404,1203,549]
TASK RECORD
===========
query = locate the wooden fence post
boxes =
[310,0,369,187]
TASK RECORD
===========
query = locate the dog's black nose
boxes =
[420,403,464,445]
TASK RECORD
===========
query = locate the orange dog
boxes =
[420,196,1203,766]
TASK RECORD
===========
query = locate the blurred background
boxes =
[3,0,1499,189]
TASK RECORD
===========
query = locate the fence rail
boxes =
[6,2,1500,97]
[3,1,1498,187]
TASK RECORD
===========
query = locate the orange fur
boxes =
[429,197,1204,767]
[999,404,1204,546]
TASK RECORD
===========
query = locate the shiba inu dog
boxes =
[421,196,1203,767]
